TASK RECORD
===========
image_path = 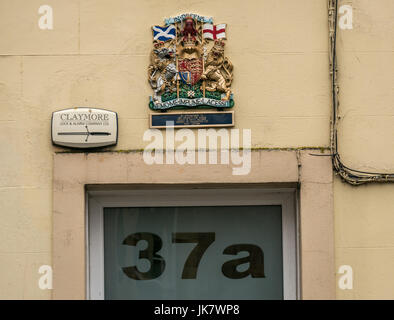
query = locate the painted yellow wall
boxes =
[0,0,392,299]
[334,0,394,299]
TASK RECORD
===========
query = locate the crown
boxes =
[153,41,165,49]
[213,39,225,51]
[182,35,197,47]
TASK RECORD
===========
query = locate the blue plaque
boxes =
[150,111,234,128]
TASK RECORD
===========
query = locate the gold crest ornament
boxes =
[148,14,234,111]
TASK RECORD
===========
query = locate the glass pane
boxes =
[104,206,283,300]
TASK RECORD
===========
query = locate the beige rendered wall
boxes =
[334,0,394,299]
[0,0,392,299]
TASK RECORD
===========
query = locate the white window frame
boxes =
[86,187,299,300]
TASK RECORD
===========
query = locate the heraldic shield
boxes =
[148,13,234,111]
[178,58,204,85]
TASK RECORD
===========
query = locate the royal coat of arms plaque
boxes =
[148,13,234,128]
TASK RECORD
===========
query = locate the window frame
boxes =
[86,187,299,300]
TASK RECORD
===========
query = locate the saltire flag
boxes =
[152,25,176,41]
[203,23,226,40]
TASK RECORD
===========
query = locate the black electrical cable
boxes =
[330,0,394,185]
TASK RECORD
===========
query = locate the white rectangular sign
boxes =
[51,108,118,148]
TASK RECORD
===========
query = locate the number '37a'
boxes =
[122,232,265,280]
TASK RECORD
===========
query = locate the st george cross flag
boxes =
[202,23,226,40]
[152,25,176,42]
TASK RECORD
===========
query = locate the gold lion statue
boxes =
[201,39,233,101]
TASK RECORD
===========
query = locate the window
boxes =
[87,188,298,299]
